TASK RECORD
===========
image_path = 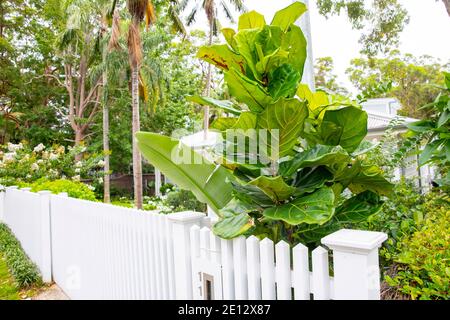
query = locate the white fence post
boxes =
[321,229,387,300]
[38,191,52,283]
[168,211,205,300]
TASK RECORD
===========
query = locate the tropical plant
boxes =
[406,72,450,189]
[177,0,246,136]
[137,2,393,245]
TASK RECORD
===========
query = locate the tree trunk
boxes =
[443,0,450,16]
[203,19,214,139]
[131,67,143,209]
[74,129,84,162]
[102,71,111,203]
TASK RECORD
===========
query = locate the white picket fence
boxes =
[0,186,388,300]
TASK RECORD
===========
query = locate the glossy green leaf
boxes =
[213,199,256,239]
[222,28,237,50]
[348,165,394,196]
[263,187,335,225]
[238,11,266,30]
[281,24,307,76]
[225,67,273,112]
[271,1,307,31]
[321,106,368,152]
[335,191,383,223]
[419,139,443,166]
[211,117,238,131]
[293,166,333,195]
[296,84,330,117]
[231,180,274,207]
[248,176,296,202]
[197,44,245,73]
[258,98,309,158]
[279,145,351,177]
[352,140,378,156]
[136,132,234,215]
[187,95,242,115]
[268,64,301,99]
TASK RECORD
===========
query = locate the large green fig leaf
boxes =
[294,166,334,195]
[136,132,234,215]
[281,24,307,77]
[187,95,242,115]
[271,1,307,32]
[231,180,274,207]
[263,187,335,225]
[197,44,245,73]
[258,98,308,158]
[247,176,296,202]
[268,64,301,99]
[211,117,238,131]
[225,68,273,112]
[321,106,368,153]
[238,11,266,30]
[296,84,330,117]
[213,199,256,239]
[212,112,257,132]
[335,191,383,223]
[335,163,394,196]
[279,145,351,177]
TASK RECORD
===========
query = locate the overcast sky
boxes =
[187,0,450,91]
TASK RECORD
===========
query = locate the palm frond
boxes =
[145,0,157,28]
[127,21,143,69]
[212,17,220,36]
[220,0,234,23]
[186,4,200,25]
[227,0,246,13]
[168,4,187,35]
[108,10,122,51]
[177,0,191,13]
[127,0,147,22]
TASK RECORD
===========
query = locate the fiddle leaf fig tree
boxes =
[137,2,393,245]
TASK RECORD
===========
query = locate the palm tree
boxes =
[125,0,185,209]
[177,0,246,138]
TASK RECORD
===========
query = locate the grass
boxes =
[0,252,20,300]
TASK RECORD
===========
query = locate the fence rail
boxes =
[0,186,387,300]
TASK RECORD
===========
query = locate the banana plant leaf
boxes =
[136,132,234,215]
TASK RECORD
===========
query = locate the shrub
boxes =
[0,142,104,187]
[0,224,42,288]
[27,179,97,201]
[385,195,450,300]
[164,189,206,213]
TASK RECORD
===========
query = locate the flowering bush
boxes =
[0,142,104,187]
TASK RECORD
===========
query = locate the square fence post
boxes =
[168,211,205,300]
[321,229,387,300]
[38,191,53,283]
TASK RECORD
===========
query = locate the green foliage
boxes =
[138,3,392,245]
[164,189,206,213]
[314,57,349,95]
[347,52,449,119]
[0,252,20,300]
[26,179,97,201]
[0,142,104,187]
[0,224,42,288]
[384,195,450,300]
[406,72,450,189]
[316,0,409,56]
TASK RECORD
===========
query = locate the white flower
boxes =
[97,160,105,167]
[72,175,80,182]
[49,153,58,161]
[31,163,39,171]
[74,168,81,173]
[87,185,95,191]
[7,143,23,152]
[33,143,45,153]
[49,169,59,177]
[26,174,32,179]
[3,152,16,163]
[97,177,103,184]
[37,159,44,165]
[75,161,83,168]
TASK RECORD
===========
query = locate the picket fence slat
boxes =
[312,246,331,300]
[232,236,248,300]
[260,238,276,300]
[275,241,291,300]
[292,243,310,300]
[246,236,261,300]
